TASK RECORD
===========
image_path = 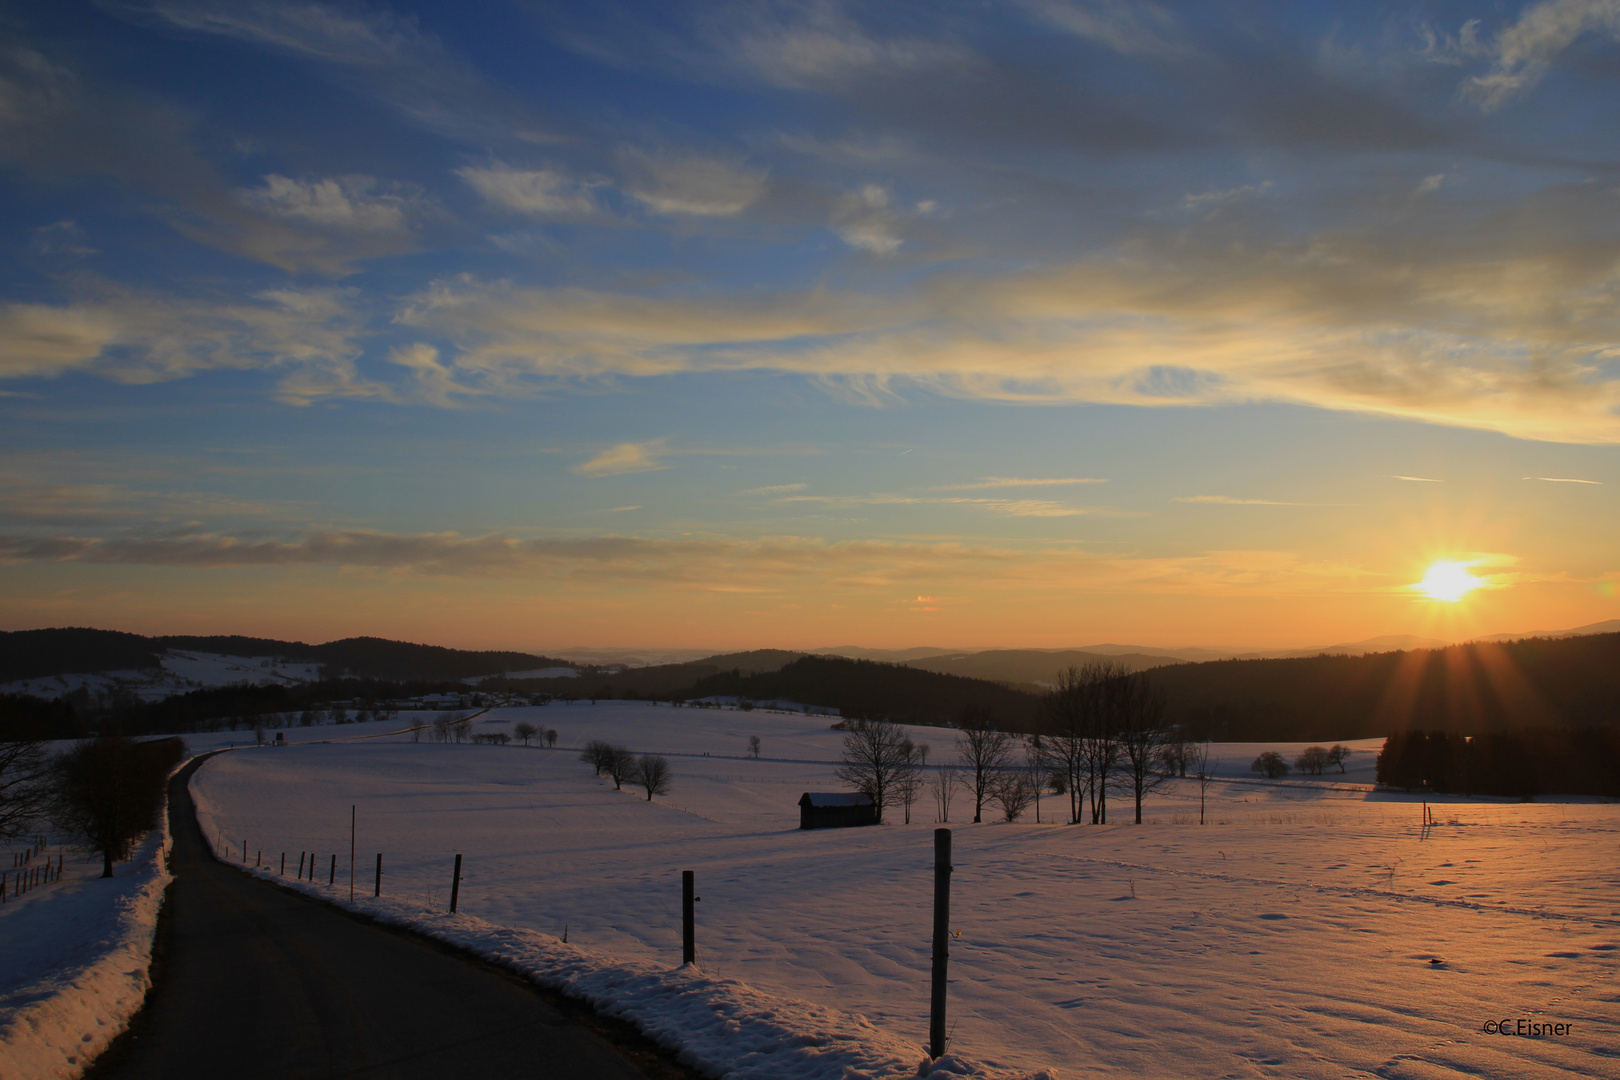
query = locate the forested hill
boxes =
[0,628,569,683]
[1153,632,1620,741]
[687,656,1044,729]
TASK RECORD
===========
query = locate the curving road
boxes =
[92,754,673,1080]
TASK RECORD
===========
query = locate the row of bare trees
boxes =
[580,740,672,801]
[835,663,1223,826]
[512,722,558,747]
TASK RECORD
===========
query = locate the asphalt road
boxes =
[92,754,669,1080]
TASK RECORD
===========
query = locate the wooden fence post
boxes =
[929,828,953,1060]
[449,854,463,913]
[329,854,336,885]
[682,870,696,965]
[280,852,286,875]
[375,853,382,897]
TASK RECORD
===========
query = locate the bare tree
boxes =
[0,734,50,845]
[604,745,636,790]
[581,739,615,775]
[1327,744,1350,773]
[747,735,761,759]
[1188,742,1217,825]
[955,705,1015,824]
[1296,746,1330,776]
[1116,673,1170,824]
[1041,672,1088,824]
[1024,734,1050,824]
[1252,751,1289,779]
[990,770,1037,822]
[894,741,930,824]
[635,755,672,801]
[834,717,913,823]
[932,762,957,823]
[545,728,558,748]
[1160,727,1192,777]
[514,722,539,746]
[52,736,182,877]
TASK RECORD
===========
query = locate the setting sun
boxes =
[1418,561,1483,602]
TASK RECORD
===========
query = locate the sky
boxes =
[1,0,1618,654]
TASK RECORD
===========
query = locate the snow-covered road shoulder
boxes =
[0,808,172,1079]
[232,865,1053,1080]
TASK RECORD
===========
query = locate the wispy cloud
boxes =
[1027,0,1194,59]
[742,483,807,496]
[1173,495,1296,505]
[1183,181,1273,212]
[0,285,378,402]
[386,343,486,407]
[573,440,671,478]
[457,163,602,219]
[933,477,1109,490]
[1393,475,1444,483]
[129,0,559,143]
[0,45,411,274]
[237,174,424,233]
[1523,475,1602,483]
[394,232,1620,443]
[733,5,971,91]
[621,150,767,217]
[833,185,905,254]
[1460,0,1620,110]
[779,493,1113,518]
[0,527,1379,596]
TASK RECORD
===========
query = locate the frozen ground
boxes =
[184,702,1619,1079]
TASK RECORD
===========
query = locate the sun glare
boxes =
[1418,560,1482,602]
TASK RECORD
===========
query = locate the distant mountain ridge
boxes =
[0,628,570,686]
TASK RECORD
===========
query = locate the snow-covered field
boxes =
[180,702,1619,1079]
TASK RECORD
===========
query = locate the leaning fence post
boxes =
[375,853,382,897]
[682,870,696,965]
[280,852,286,876]
[449,854,463,913]
[329,854,336,886]
[929,828,953,1060]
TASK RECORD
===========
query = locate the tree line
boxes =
[580,740,672,801]
[1376,727,1620,798]
[1,710,181,878]
[836,663,1221,826]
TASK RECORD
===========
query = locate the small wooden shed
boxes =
[798,792,877,830]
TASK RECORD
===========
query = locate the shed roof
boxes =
[799,792,873,807]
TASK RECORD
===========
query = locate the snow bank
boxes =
[236,866,1051,1080]
[0,803,172,1079]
